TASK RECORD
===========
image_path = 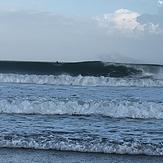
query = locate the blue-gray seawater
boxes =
[0,61,163,156]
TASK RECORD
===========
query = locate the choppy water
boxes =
[0,61,163,156]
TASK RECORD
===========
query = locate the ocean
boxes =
[0,61,163,162]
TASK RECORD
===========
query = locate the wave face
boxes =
[0,61,143,77]
[0,73,163,87]
[0,60,163,78]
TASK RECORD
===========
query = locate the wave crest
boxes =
[0,73,163,87]
[1,98,163,119]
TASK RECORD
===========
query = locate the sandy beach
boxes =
[0,148,163,163]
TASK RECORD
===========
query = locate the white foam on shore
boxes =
[0,135,163,156]
[0,73,163,87]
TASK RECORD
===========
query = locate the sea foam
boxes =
[0,73,163,87]
[1,134,163,156]
[1,97,163,119]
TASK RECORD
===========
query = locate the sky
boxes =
[0,0,163,64]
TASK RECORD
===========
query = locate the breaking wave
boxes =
[1,133,163,156]
[0,61,142,77]
[0,61,163,87]
[0,73,163,87]
[0,60,163,77]
[1,98,163,119]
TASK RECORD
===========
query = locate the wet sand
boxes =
[0,148,163,163]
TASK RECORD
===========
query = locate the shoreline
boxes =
[0,148,163,163]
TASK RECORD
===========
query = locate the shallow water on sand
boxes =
[0,148,163,163]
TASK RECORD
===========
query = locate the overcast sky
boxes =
[0,0,163,64]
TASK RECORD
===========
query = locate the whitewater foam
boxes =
[0,73,163,87]
[0,134,163,156]
[1,98,163,119]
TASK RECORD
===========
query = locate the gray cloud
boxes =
[0,10,163,64]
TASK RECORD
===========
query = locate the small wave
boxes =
[0,74,163,87]
[0,134,163,156]
[1,98,163,119]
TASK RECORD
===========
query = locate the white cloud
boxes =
[158,0,163,7]
[111,9,142,31]
[95,9,162,36]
